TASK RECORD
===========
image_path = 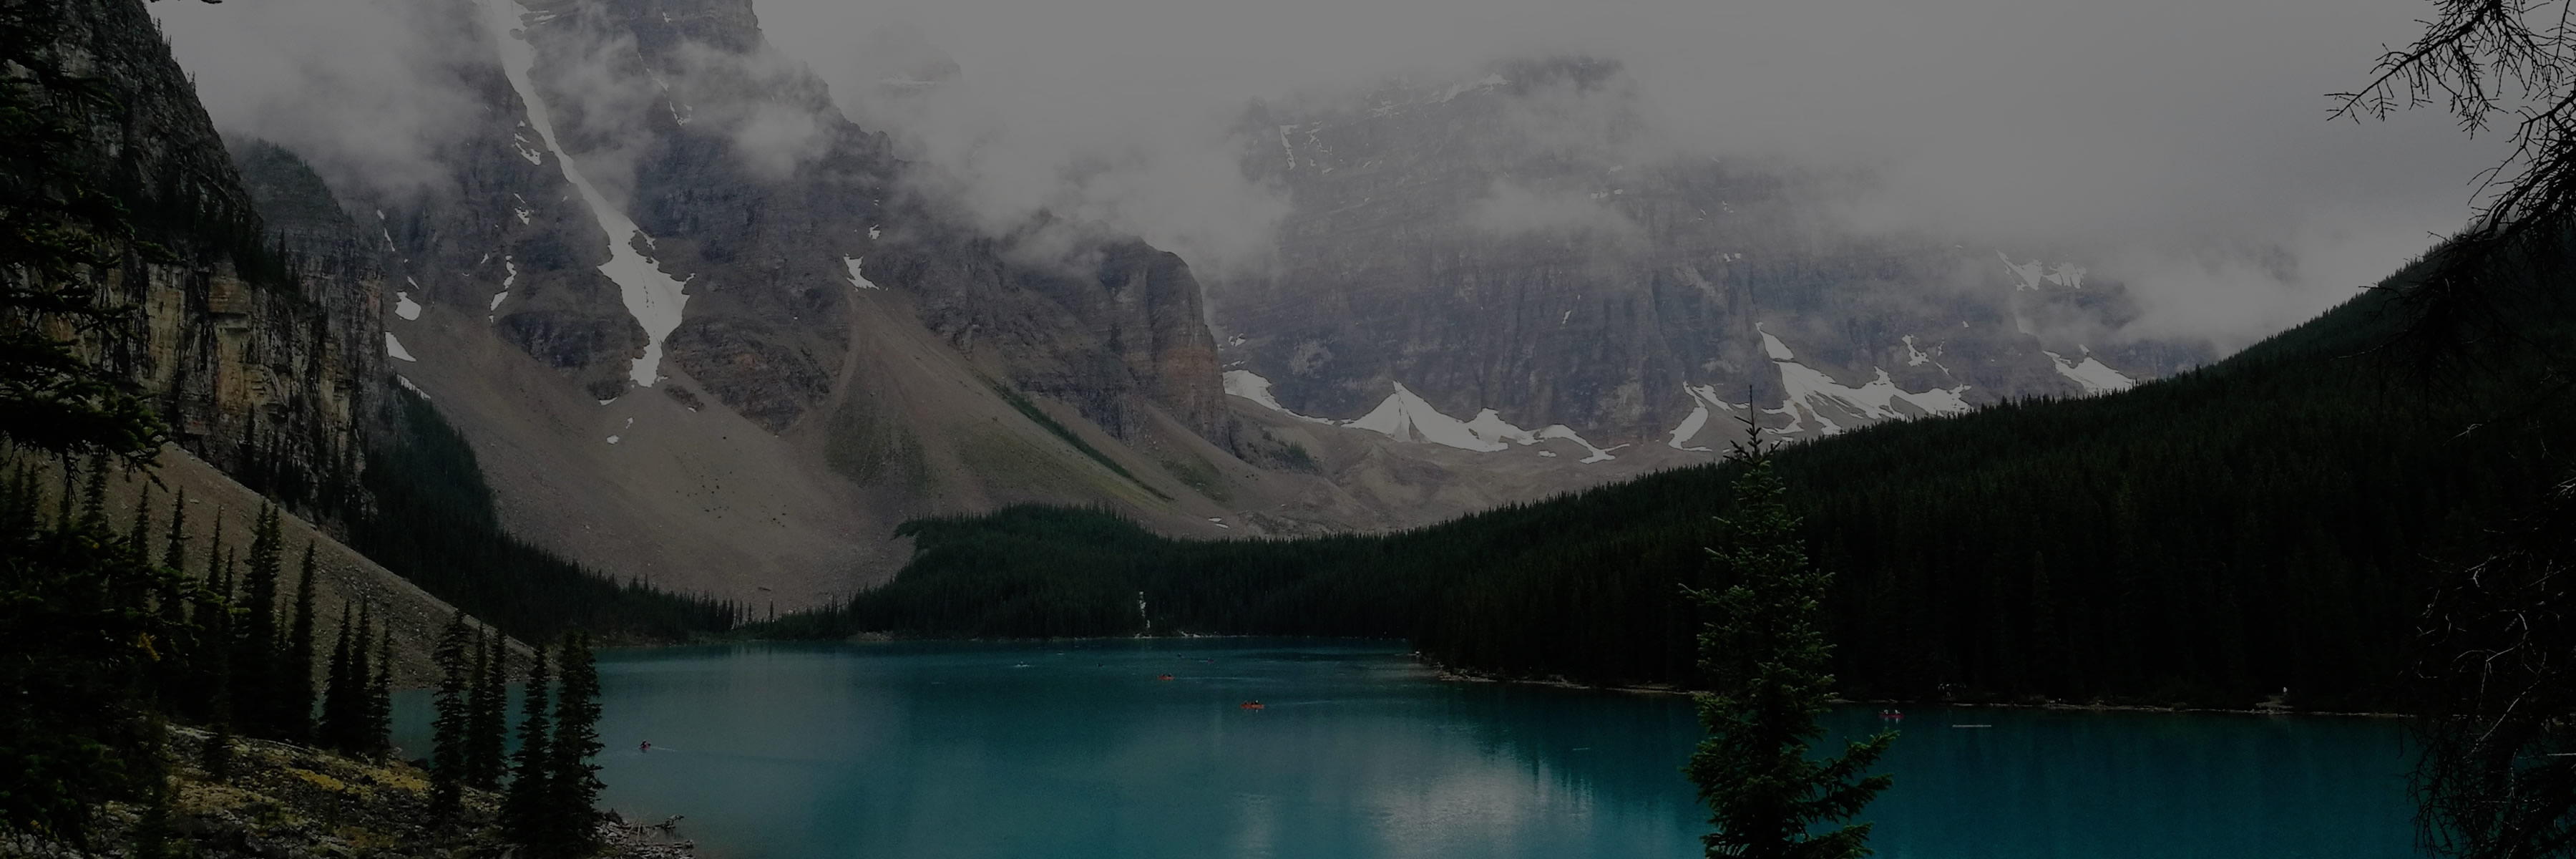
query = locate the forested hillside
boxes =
[776,258,2576,712]
[348,389,745,643]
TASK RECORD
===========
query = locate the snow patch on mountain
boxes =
[2044,349,2137,394]
[394,288,421,321]
[844,256,881,290]
[1231,370,1625,462]
[1462,409,1536,446]
[510,125,544,165]
[1348,382,1507,451]
[1223,370,1333,423]
[489,258,515,314]
[1667,384,1745,451]
[2000,252,2047,291]
[1755,331,1971,438]
[1535,424,1624,462]
[1999,251,2088,291]
[1901,335,1936,367]
[385,332,416,362]
[1761,329,1797,360]
[486,0,690,388]
[2048,263,2087,288]
[1668,402,1711,450]
[1341,383,1621,460]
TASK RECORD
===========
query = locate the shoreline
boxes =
[1426,666,2409,719]
[701,634,2410,719]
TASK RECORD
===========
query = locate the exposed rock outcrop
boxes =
[6,0,383,522]
[245,0,1253,603]
[1214,57,2212,447]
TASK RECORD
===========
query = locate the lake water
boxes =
[397,639,2416,858]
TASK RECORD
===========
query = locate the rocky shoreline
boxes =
[0,727,700,859]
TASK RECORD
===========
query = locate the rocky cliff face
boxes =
[6,0,383,522]
[1212,58,2210,454]
[262,0,1255,603]
[348,0,1222,438]
[157,6,2230,604]
[872,228,1227,441]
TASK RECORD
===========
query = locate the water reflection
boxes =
[396,640,2411,859]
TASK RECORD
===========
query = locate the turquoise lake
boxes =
[397,639,2416,858]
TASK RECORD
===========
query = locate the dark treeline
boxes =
[0,454,398,842]
[348,390,743,644]
[1,26,366,840]
[0,450,615,851]
[774,272,2576,712]
[182,499,397,762]
[0,29,633,844]
[426,613,607,858]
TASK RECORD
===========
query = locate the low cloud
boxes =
[664,41,836,181]
[1463,180,1643,241]
[749,0,2506,351]
[152,0,488,196]
[157,0,2512,351]
[155,0,848,203]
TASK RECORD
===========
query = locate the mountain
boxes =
[6,0,733,650]
[296,0,1430,607]
[9,0,382,523]
[172,9,2231,609]
[781,248,2576,712]
[1210,57,2210,455]
[1,0,535,672]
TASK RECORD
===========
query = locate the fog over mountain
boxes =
[751,0,2499,351]
[157,0,2492,354]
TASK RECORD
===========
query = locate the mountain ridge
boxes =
[1211,57,2210,452]
[779,248,2575,712]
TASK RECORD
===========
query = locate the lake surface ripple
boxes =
[405,639,2412,858]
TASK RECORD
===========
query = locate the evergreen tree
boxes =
[182,536,233,726]
[1684,445,1893,859]
[104,474,154,624]
[0,462,187,842]
[318,605,355,752]
[231,505,281,737]
[501,646,552,849]
[281,543,318,742]
[123,482,150,561]
[365,613,394,759]
[469,629,510,790]
[544,631,605,856]
[463,633,491,787]
[75,453,106,532]
[200,512,225,606]
[429,611,474,815]
[0,19,280,842]
[160,489,185,573]
[150,490,193,709]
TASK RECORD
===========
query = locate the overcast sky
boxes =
[155,0,2505,350]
